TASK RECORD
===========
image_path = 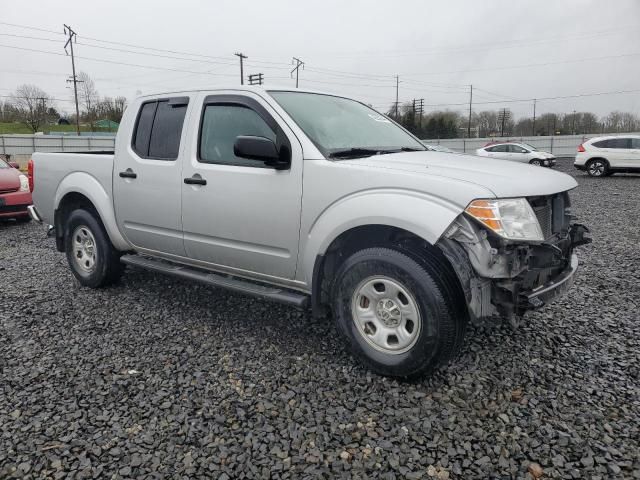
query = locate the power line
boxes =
[403,52,640,77]
[0,44,239,77]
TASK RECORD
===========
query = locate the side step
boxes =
[120,254,309,309]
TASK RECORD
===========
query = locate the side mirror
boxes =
[8,162,20,169]
[234,136,290,169]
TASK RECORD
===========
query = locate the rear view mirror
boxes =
[8,161,19,169]
[234,135,290,169]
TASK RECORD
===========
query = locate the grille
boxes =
[529,193,570,240]
[533,202,553,239]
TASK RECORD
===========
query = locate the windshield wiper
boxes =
[328,146,424,159]
[328,148,382,159]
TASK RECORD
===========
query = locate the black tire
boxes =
[529,159,542,166]
[15,215,32,223]
[332,247,466,379]
[586,158,609,177]
[64,208,124,288]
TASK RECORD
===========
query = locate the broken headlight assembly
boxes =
[464,198,544,242]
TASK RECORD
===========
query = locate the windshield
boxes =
[0,158,10,169]
[521,143,538,151]
[269,91,425,157]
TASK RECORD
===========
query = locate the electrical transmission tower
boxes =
[64,24,82,136]
[234,52,248,85]
[291,57,304,88]
[248,73,264,85]
[413,98,424,129]
[498,108,511,137]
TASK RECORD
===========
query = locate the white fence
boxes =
[421,133,640,157]
[0,134,116,156]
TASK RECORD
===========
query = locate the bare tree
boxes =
[77,71,99,128]
[11,84,54,133]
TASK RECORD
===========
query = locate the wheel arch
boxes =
[309,224,466,319]
[54,172,129,252]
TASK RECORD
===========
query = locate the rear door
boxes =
[113,96,190,256]
[507,144,530,163]
[180,92,303,280]
[486,144,509,160]
[606,137,632,168]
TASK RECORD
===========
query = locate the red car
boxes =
[0,157,32,222]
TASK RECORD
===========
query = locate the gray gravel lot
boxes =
[1,159,639,479]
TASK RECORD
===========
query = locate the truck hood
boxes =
[341,151,577,198]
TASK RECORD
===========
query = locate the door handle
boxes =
[184,176,207,186]
[119,170,137,179]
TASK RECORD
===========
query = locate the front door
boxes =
[181,93,303,280]
[113,96,190,256]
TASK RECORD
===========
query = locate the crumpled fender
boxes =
[300,188,464,284]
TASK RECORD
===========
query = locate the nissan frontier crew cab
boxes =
[29,87,590,379]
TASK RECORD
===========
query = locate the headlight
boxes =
[465,198,544,241]
[18,174,30,192]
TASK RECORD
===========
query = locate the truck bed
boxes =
[31,152,115,226]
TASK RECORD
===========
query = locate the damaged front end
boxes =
[437,192,591,326]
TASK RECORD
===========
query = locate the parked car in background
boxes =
[0,157,32,222]
[423,143,457,153]
[29,87,590,379]
[476,142,556,167]
[574,135,640,177]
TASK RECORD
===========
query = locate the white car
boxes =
[574,135,640,177]
[476,142,556,167]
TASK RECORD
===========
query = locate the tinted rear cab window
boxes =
[132,98,189,160]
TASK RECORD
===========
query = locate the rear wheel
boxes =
[586,158,609,177]
[64,209,124,287]
[332,247,466,379]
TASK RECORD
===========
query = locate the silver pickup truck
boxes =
[29,87,590,378]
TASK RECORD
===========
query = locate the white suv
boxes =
[475,142,556,167]
[574,135,640,177]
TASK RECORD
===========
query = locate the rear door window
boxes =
[489,144,508,152]
[632,138,640,149]
[132,98,189,160]
[608,138,632,149]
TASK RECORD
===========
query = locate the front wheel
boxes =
[529,159,542,166]
[332,247,466,379]
[64,209,124,288]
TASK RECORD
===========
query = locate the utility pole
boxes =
[291,57,304,88]
[467,84,473,138]
[532,99,537,136]
[234,52,248,85]
[248,73,264,85]
[572,110,577,135]
[64,24,81,136]
[395,75,399,119]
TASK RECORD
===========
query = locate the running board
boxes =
[120,254,309,309]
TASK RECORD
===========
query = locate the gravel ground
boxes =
[1,159,639,479]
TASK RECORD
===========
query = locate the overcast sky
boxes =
[2,0,639,120]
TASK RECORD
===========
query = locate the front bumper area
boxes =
[518,253,577,310]
[0,191,32,219]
